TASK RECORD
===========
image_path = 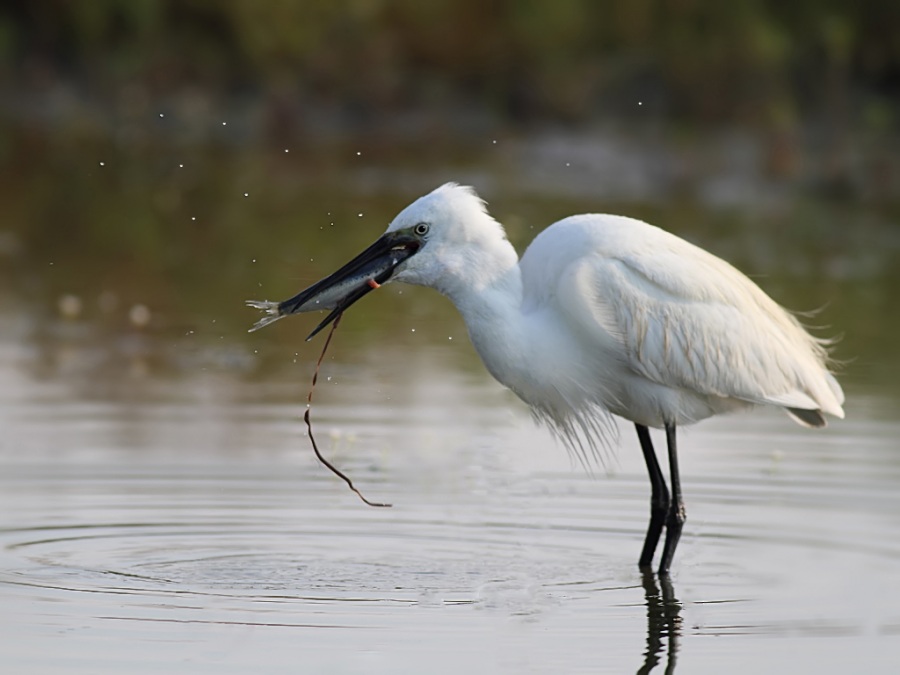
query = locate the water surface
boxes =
[2,142,899,673]
[2,317,899,673]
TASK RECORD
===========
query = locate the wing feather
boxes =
[558,229,843,418]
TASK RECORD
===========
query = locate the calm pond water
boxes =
[1,140,899,673]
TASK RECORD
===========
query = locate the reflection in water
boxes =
[1,156,900,672]
[637,572,682,675]
[2,377,900,673]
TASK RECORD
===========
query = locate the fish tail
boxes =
[246,299,284,332]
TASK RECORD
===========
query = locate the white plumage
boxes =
[388,184,843,434]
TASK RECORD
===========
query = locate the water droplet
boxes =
[159,113,164,118]
[58,294,82,319]
[191,217,196,221]
[244,192,249,197]
[178,163,184,168]
[358,213,363,217]
[222,121,227,126]
[284,148,289,153]
[99,161,105,166]
[129,304,151,328]
[356,151,361,156]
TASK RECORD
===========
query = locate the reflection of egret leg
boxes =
[637,572,664,675]
[658,573,682,674]
[637,571,682,675]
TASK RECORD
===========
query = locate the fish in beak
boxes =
[247,230,420,339]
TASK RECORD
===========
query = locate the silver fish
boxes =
[247,230,421,339]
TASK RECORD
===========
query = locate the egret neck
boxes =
[447,253,529,384]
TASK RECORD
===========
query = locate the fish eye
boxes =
[413,222,429,236]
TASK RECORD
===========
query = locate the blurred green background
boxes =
[0,0,898,405]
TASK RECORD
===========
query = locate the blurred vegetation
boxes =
[1,0,898,130]
[0,0,898,397]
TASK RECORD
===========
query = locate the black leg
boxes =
[658,423,686,576]
[636,424,670,569]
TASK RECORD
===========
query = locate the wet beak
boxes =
[247,231,420,340]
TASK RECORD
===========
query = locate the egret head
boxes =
[384,183,512,291]
[247,183,515,338]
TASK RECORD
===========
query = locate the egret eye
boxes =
[414,222,429,236]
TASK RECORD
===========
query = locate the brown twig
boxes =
[304,313,392,508]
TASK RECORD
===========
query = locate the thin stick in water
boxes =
[304,313,392,508]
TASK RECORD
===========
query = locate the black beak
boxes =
[248,231,420,340]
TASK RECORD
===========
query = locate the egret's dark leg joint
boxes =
[658,423,685,576]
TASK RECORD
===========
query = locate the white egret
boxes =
[248,183,844,575]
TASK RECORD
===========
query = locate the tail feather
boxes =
[824,371,845,407]
[786,407,827,428]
